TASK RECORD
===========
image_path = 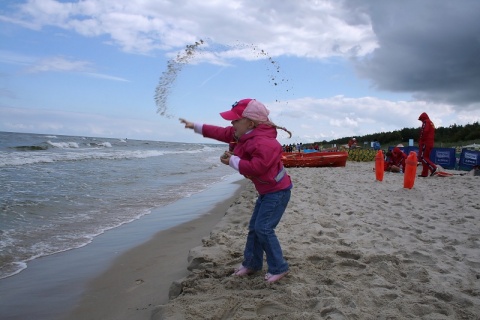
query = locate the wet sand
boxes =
[67,180,246,320]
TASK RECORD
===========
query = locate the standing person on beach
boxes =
[418,112,437,177]
[180,98,293,283]
[348,137,357,149]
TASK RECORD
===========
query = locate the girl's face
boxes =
[231,118,255,137]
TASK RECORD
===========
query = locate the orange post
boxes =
[375,150,384,181]
[403,151,418,189]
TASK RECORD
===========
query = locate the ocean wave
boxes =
[87,142,112,148]
[0,148,212,167]
[47,141,80,149]
[1,139,225,167]
[10,145,49,151]
[9,140,116,152]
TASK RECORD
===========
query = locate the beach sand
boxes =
[74,162,479,319]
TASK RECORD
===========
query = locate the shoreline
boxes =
[66,178,248,320]
[0,175,246,320]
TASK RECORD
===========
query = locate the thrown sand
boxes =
[153,162,480,319]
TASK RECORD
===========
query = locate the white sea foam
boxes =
[0,142,225,167]
[89,141,112,148]
[0,149,168,167]
[0,261,27,280]
[0,146,220,167]
[47,141,79,149]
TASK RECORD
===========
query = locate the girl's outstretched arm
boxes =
[179,118,194,129]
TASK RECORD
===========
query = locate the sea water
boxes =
[0,131,235,279]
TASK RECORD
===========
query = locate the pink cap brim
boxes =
[220,110,243,121]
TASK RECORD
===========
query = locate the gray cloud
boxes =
[349,0,480,108]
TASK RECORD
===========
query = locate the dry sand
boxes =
[152,162,480,319]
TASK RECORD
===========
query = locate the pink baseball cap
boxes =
[220,99,270,122]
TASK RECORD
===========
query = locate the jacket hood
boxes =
[392,147,402,155]
[418,112,430,121]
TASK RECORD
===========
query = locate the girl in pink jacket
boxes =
[180,98,292,283]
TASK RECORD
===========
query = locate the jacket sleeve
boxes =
[425,121,436,143]
[419,122,426,144]
[395,154,407,167]
[201,124,236,144]
[400,154,407,168]
[424,121,433,138]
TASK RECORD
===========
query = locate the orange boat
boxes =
[281,151,348,168]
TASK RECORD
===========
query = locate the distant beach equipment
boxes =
[403,151,418,189]
[375,150,384,181]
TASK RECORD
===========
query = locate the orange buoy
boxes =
[375,150,384,181]
[403,151,418,189]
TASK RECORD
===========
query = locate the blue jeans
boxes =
[242,188,291,275]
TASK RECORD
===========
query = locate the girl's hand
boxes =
[220,151,233,165]
[179,118,194,129]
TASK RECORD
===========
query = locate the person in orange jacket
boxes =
[348,137,357,149]
[418,112,437,177]
[384,147,407,172]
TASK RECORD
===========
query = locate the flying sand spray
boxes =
[154,39,293,139]
[154,39,205,118]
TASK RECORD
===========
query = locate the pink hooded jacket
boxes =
[202,123,292,195]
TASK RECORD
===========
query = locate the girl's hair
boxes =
[274,124,292,138]
[252,119,292,138]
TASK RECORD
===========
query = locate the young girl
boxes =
[179,98,292,283]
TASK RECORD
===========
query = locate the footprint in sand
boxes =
[338,259,367,269]
[320,307,346,319]
[307,255,334,267]
[335,250,361,260]
[125,279,145,293]
[256,301,289,316]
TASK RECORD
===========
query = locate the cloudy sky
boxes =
[1,0,479,145]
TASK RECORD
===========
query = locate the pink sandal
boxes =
[264,271,289,283]
[232,266,255,277]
